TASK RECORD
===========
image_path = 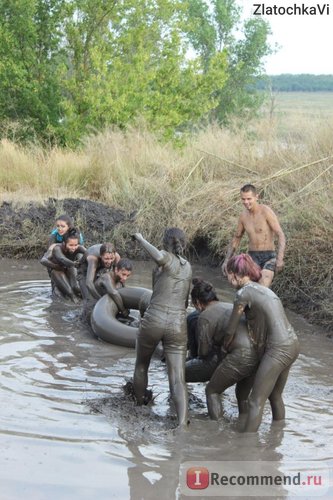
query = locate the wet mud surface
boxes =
[0,258,332,499]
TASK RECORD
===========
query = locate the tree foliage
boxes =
[0,0,271,145]
[183,0,271,122]
[0,0,65,141]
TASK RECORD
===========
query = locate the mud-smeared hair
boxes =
[56,214,74,228]
[191,277,218,306]
[115,258,133,272]
[163,227,186,256]
[100,243,115,256]
[226,254,261,282]
[63,228,80,243]
[240,184,257,195]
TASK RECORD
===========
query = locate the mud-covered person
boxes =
[131,228,192,428]
[224,254,300,432]
[185,279,259,418]
[40,230,86,302]
[185,278,222,382]
[78,243,131,323]
[221,184,286,287]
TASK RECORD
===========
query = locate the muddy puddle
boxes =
[0,258,332,499]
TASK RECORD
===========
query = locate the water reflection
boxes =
[0,258,332,499]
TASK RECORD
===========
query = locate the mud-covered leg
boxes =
[235,375,254,415]
[67,267,81,297]
[244,356,284,432]
[268,366,291,421]
[206,387,222,420]
[133,341,155,405]
[51,270,76,301]
[165,351,188,427]
[206,353,242,420]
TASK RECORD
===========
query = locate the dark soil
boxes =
[0,198,216,263]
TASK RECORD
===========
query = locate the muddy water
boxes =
[0,258,332,500]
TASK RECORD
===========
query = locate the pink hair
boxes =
[226,254,262,282]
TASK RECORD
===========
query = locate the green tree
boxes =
[0,0,271,145]
[0,0,65,142]
[59,0,228,143]
[184,0,271,122]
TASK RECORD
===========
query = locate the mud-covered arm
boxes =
[74,246,86,265]
[85,256,101,300]
[77,245,86,255]
[51,245,76,269]
[40,246,62,271]
[197,317,214,358]
[110,291,128,316]
[100,274,129,316]
[132,233,168,266]
[223,301,246,351]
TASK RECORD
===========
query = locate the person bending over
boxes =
[78,243,130,323]
[224,253,299,432]
[184,279,259,418]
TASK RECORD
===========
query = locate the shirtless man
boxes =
[221,184,286,287]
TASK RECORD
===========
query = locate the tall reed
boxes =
[1,112,333,327]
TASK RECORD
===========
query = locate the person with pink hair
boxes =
[222,254,299,432]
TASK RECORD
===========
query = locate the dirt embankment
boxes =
[0,198,129,256]
[0,197,214,262]
[1,198,332,335]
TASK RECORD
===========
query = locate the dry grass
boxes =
[1,111,333,328]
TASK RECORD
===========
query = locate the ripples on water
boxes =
[0,259,332,499]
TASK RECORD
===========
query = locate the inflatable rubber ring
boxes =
[91,287,152,347]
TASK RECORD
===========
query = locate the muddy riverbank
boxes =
[0,197,332,333]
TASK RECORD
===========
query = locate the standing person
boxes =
[224,254,300,432]
[131,228,192,427]
[40,230,86,302]
[48,214,84,247]
[221,184,286,287]
[185,278,259,419]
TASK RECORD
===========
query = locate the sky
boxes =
[239,0,333,75]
